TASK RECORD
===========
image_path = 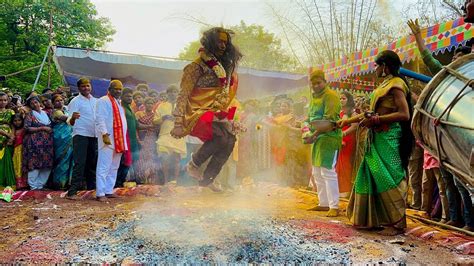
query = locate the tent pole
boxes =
[47,9,53,88]
[32,45,50,92]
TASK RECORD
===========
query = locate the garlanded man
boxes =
[170,27,243,192]
[95,80,128,201]
[304,70,342,217]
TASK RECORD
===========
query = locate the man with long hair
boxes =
[171,27,243,192]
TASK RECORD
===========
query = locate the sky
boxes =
[92,0,419,59]
[92,0,280,58]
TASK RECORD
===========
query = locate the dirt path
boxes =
[0,183,472,264]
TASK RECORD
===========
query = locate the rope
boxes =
[414,106,474,130]
[2,65,41,78]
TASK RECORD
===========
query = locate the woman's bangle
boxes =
[370,114,380,125]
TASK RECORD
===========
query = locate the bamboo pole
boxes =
[350,0,356,53]
[311,0,333,60]
[355,0,365,51]
[329,0,335,60]
[32,45,50,92]
[47,8,53,88]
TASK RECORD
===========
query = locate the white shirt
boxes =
[186,135,203,145]
[95,95,128,151]
[67,94,97,137]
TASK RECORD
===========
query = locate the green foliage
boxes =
[0,0,115,96]
[178,21,302,73]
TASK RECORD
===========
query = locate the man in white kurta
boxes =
[95,80,128,201]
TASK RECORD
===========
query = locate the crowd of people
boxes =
[0,82,189,197]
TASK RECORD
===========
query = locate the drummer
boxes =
[304,70,342,217]
[408,19,474,231]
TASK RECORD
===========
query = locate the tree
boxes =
[0,0,115,96]
[178,21,302,73]
[402,0,464,25]
[269,0,399,67]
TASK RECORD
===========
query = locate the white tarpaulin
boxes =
[53,46,308,99]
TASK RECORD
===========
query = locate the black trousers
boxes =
[115,155,129,188]
[67,135,98,196]
[192,122,236,186]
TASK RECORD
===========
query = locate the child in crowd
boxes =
[12,114,27,189]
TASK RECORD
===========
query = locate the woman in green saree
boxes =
[0,92,16,189]
[337,50,413,235]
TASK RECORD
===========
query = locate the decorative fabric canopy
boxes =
[53,46,308,99]
[316,18,472,82]
[330,77,375,92]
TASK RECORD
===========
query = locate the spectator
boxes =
[42,88,53,95]
[0,92,16,189]
[95,80,128,201]
[116,88,140,187]
[66,77,98,200]
[24,96,54,190]
[136,97,159,184]
[135,83,150,94]
[336,90,357,198]
[51,94,74,190]
[418,146,449,223]
[154,85,186,184]
[41,94,54,116]
[269,99,295,185]
[12,113,27,190]
[131,91,145,113]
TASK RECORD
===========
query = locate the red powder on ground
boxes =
[293,220,354,243]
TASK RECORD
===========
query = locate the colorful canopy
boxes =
[317,18,473,82]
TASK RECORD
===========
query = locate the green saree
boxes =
[347,76,408,229]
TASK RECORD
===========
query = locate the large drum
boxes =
[412,53,474,190]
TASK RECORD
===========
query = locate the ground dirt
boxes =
[0,183,472,264]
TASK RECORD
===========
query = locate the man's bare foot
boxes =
[446,220,464,228]
[377,227,405,236]
[307,206,330,211]
[462,225,474,232]
[65,194,82,201]
[96,196,109,202]
[326,208,339,217]
[207,183,223,193]
[186,160,203,181]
